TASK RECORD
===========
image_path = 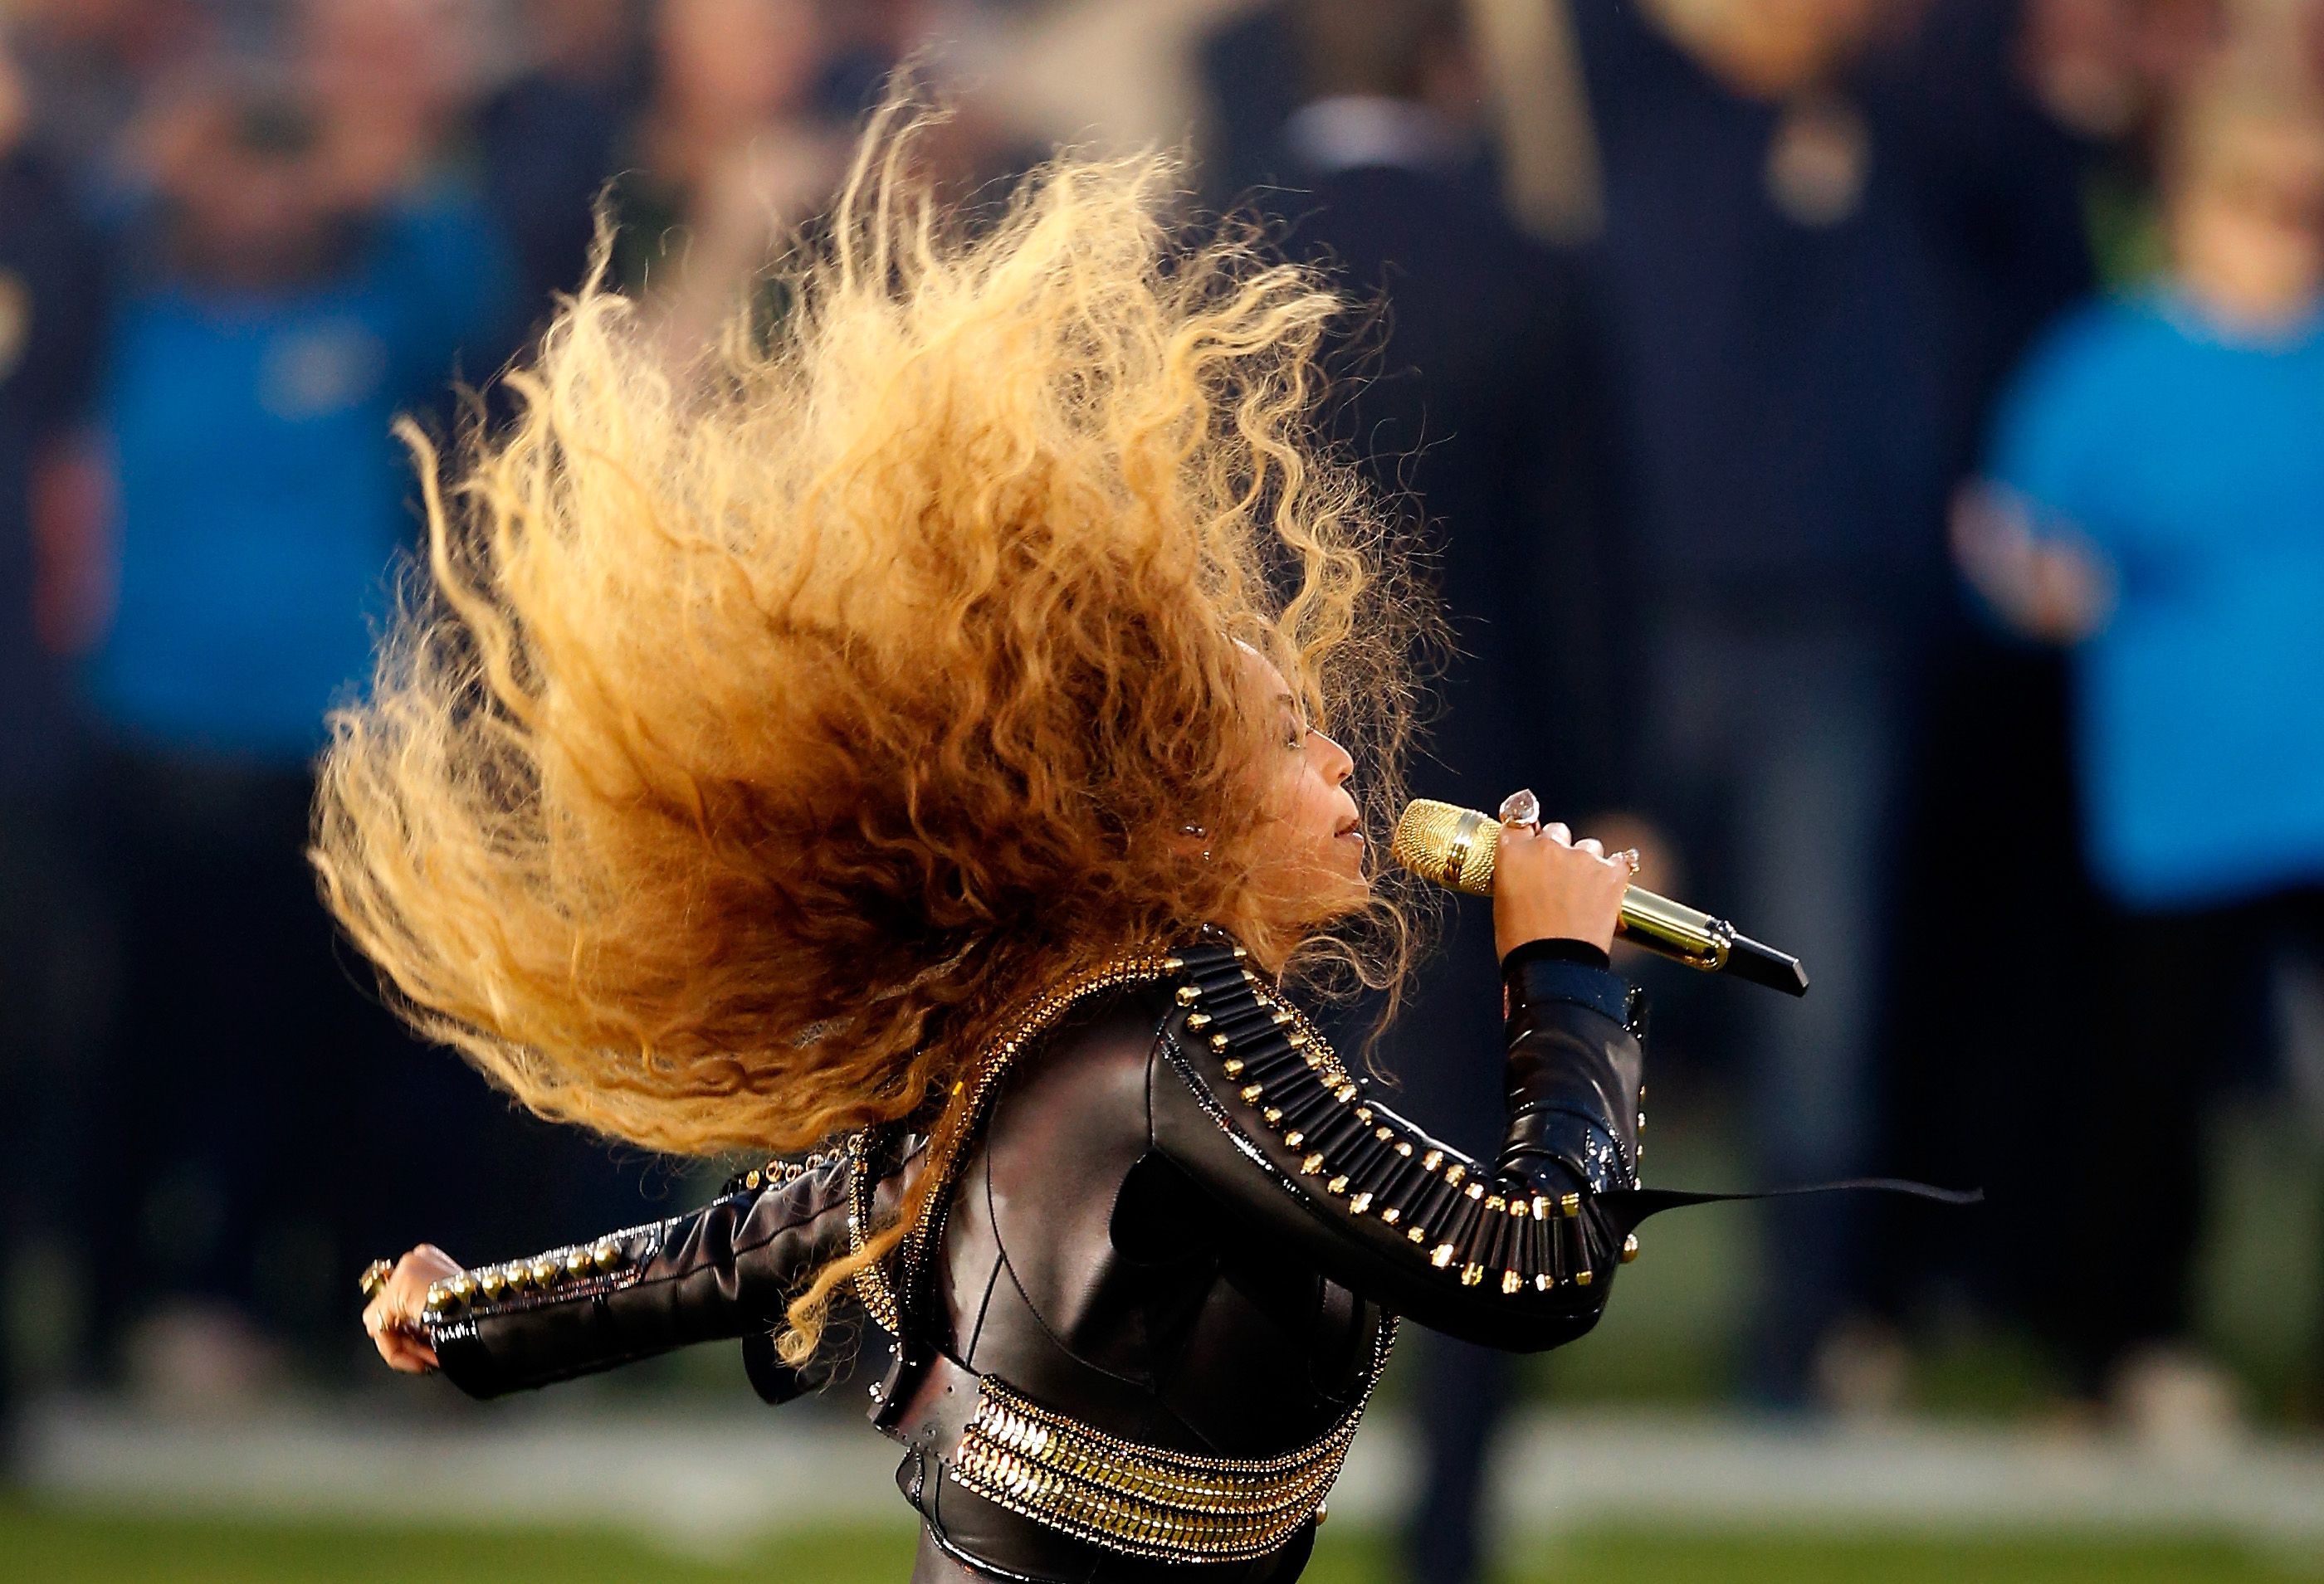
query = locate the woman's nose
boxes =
[1313,729,1355,783]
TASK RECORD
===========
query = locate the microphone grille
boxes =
[1389,799,1501,897]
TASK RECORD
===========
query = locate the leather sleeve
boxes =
[423,1154,860,1399]
[1147,938,1643,1352]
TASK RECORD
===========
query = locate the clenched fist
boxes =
[360,1244,461,1374]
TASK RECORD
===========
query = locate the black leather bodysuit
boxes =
[420,933,1647,1582]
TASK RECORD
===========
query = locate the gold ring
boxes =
[359,1259,394,1299]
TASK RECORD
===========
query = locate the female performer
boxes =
[342,110,1648,1583]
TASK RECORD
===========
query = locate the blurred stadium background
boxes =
[2,0,2323,1579]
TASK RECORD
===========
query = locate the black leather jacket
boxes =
[422,935,1645,1582]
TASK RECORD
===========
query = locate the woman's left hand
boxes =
[362,1243,461,1374]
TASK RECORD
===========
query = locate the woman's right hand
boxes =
[1492,802,1634,961]
[362,1244,461,1374]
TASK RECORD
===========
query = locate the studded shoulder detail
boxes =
[1160,936,1643,1307]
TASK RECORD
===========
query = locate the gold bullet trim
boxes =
[1184,939,1625,1304]
[945,1359,1387,1563]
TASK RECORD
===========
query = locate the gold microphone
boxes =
[1389,799,1809,997]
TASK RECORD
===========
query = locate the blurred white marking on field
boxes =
[20,1400,2324,1549]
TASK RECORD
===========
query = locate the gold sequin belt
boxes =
[880,1347,1384,1563]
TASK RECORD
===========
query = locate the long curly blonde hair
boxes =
[313,106,1432,1356]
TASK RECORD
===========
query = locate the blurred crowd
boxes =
[1,0,2322,1576]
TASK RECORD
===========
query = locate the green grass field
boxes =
[4,1508,2317,1584]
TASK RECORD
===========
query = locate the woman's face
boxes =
[1237,646,1370,926]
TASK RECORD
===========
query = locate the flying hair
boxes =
[311,95,1435,1359]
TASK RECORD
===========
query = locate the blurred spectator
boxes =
[80,69,518,1391]
[815,0,940,118]
[1869,0,2110,1371]
[4,0,217,195]
[604,0,845,358]
[947,0,1257,168]
[1565,0,1960,1408]
[296,0,496,211]
[1899,0,2115,456]
[1209,2,1631,1577]
[0,22,110,793]
[299,0,535,375]
[91,75,515,762]
[1961,61,2324,1438]
[813,2,1038,191]
[1199,1,1305,207]
[0,23,110,1450]
[2019,0,2231,279]
[1872,0,2233,1382]
[478,0,649,319]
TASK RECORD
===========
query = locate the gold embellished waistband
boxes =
[943,1374,1370,1563]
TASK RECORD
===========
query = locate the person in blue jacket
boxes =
[81,71,519,1373]
[1963,65,2324,1419]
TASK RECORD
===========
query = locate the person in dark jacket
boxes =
[345,114,1670,1584]
[1566,0,1961,1405]
[1233,4,1634,1579]
[0,26,110,1454]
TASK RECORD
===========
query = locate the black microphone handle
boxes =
[1717,931,1811,998]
